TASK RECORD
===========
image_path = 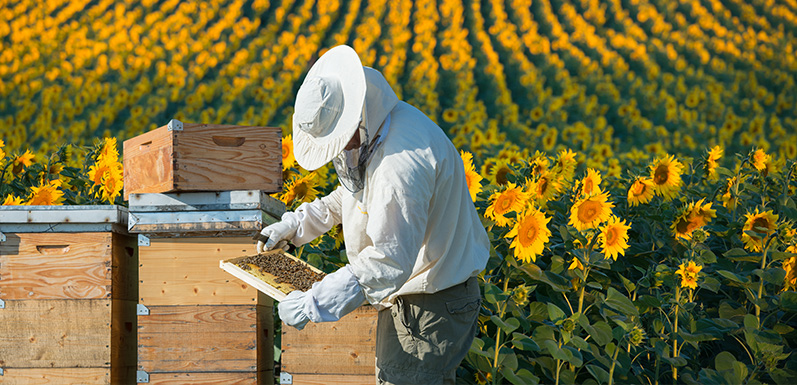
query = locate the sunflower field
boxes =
[2,0,797,383]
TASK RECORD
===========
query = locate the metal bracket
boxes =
[136,370,149,383]
[0,231,5,242]
[279,372,293,384]
[137,304,150,316]
[167,119,183,131]
[0,299,5,309]
[138,234,150,247]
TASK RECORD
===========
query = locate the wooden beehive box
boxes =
[280,306,378,385]
[123,119,282,200]
[0,206,137,384]
[130,191,285,384]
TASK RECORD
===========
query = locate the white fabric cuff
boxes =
[303,265,366,323]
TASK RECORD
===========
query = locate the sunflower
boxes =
[2,195,24,205]
[649,155,683,201]
[487,159,513,186]
[569,189,614,231]
[675,261,702,290]
[719,176,741,210]
[282,134,295,171]
[97,137,119,162]
[507,205,551,263]
[554,149,578,182]
[0,139,5,159]
[579,168,602,197]
[706,145,723,180]
[783,255,797,291]
[485,182,529,227]
[280,172,320,206]
[529,172,562,204]
[442,108,458,123]
[568,256,585,271]
[27,180,65,205]
[12,149,35,174]
[671,198,716,240]
[627,177,655,207]
[741,209,779,252]
[599,216,631,261]
[461,150,483,202]
[751,148,770,173]
[498,148,525,165]
[529,152,550,176]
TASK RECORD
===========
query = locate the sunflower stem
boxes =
[608,339,623,385]
[492,277,510,375]
[756,241,771,324]
[578,234,599,314]
[673,285,680,382]
[578,267,590,314]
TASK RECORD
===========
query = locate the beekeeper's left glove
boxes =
[277,265,366,330]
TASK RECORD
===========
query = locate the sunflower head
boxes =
[488,159,513,186]
[675,261,702,290]
[506,205,552,263]
[2,195,25,205]
[12,150,35,174]
[554,149,578,182]
[485,182,529,227]
[672,198,716,241]
[530,172,562,204]
[569,189,615,231]
[280,172,320,206]
[461,150,483,202]
[783,256,797,291]
[600,216,631,261]
[579,168,602,197]
[282,134,295,171]
[741,209,779,252]
[27,180,65,206]
[706,145,723,180]
[648,155,683,201]
[627,177,655,207]
[751,148,770,173]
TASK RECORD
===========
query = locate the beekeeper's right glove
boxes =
[256,212,300,253]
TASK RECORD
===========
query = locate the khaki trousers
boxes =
[375,276,481,385]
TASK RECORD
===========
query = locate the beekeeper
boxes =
[256,45,490,384]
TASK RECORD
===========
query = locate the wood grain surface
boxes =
[137,305,270,373]
[281,306,378,375]
[123,122,282,199]
[139,237,264,305]
[0,233,113,299]
[0,368,111,385]
[0,299,112,368]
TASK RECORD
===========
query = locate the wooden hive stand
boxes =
[0,206,137,384]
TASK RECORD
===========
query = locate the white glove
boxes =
[256,212,300,253]
[277,265,366,329]
[277,291,311,330]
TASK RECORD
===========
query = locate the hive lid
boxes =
[128,190,285,217]
[0,205,128,233]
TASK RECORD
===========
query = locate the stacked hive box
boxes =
[280,306,378,385]
[124,120,284,384]
[0,206,137,384]
[129,191,284,384]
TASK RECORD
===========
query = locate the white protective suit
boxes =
[287,67,490,311]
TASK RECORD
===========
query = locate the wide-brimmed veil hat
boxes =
[292,45,366,171]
